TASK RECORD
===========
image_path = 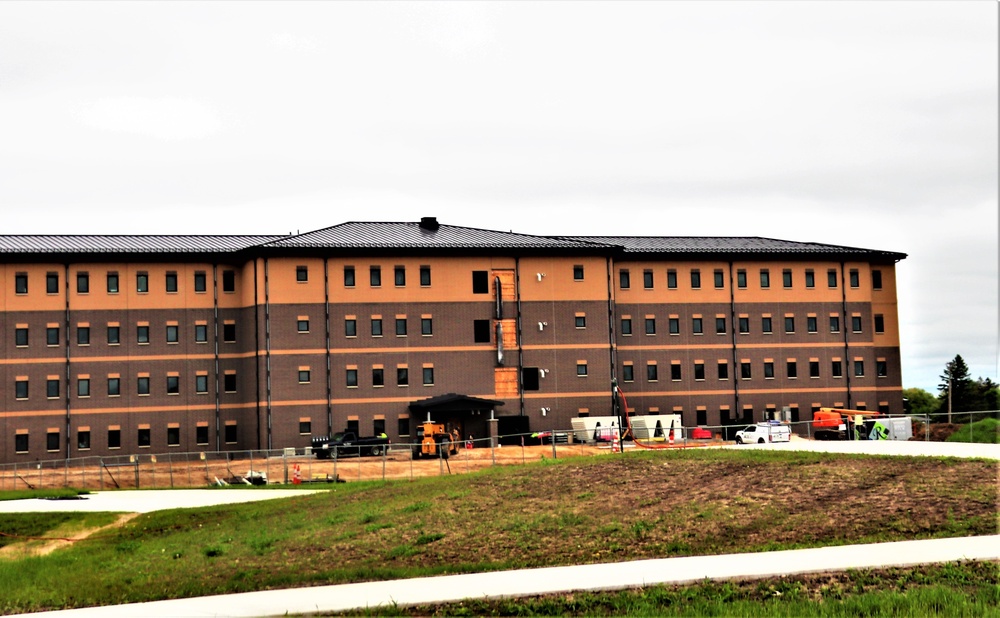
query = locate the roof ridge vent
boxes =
[419,216,440,231]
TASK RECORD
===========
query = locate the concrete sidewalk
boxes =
[25,535,1000,617]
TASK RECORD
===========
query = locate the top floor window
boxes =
[714,269,724,289]
[872,269,883,290]
[394,266,406,286]
[420,265,431,286]
[370,266,382,287]
[644,270,654,289]
[15,273,28,295]
[573,265,584,280]
[850,269,860,288]
[805,269,815,288]
[77,272,90,294]
[760,269,770,289]
[136,272,149,293]
[737,269,747,289]
[107,272,119,294]
[828,269,838,288]
[472,270,489,294]
[222,270,235,293]
[619,269,630,289]
[344,266,356,287]
[165,272,178,293]
[46,272,59,294]
[666,269,677,289]
[782,269,792,288]
[296,266,308,282]
[194,271,206,293]
[690,269,701,289]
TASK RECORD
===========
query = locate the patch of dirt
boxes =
[909,422,962,442]
[0,512,139,559]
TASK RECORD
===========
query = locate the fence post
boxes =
[38,463,43,490]
[382,448,386,481]
[552,434,557,460]
[64,458,69,488]
[491,437,496,466]
[333,448,338,484]
[282,450,288,484]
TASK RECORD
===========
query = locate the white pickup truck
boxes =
[735,422,791,444]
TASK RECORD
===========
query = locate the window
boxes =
[759,269,770,289]
[852,316,862,333]
[222,270,235,292]
[77,326,90,345]
[718,361,729,380]
[472,270,488,293]
[694,362,705,381]
[224,424,237,444]
[577,362,588,377]
[645,317,656,335]
[15,379,28,399]
[854,360,865,377]
[196,425,209,445]
[872,270,883,290]
[832,360,843,378]
[738,317,749,334]
[621,318,632,335]
[762,317,772,334]
[805,269,815,288]
[692,318,703,334]
[849,269,859,288]
[398,416,410,436]
[15,433,28,453]
[195,375,208,394]
[783,269,792,288]
[665,269,676,289]
[46,272,59,294]
[138,428,151,447]
[15,273,28,294]
[690,269,701,289]
[575,315,586,329]
[369,266,382,287]
[136,272,148,293]
[737,269,747,288]
[669,318,679,334]
[194,271,206,293]
[47,326,59,346]
[641,270,653,289]
[296,265,308,282]
[108,377,120,396]
[137,376,150,395]
[344,266,356,287]
[223,373,236,392]
[573,265,584,280]
[297,319,309,333]
[15,327,28,347]
[47,431,59,452]
[810,361,820,378]
[874,314,885,334]
[78,430,90,450]
[697,409,708,425]
[298,370,311,384]
[371,318,383,337]
[166,325,179,343]
[670,364,681,381]
[106,325,120,345]
[77,272,89,294]
[830,316,840,333]
[740,362,752,379]
[807,317,817,333]
[165,272,178,293]
[108,428,121,449]
[136,325,149,344]
[473,319,490,343]
[647,364,658,381]
[420,265,431,286]
[346,369,358,387]
[714,269,724,288]
[78,378,90,397]
[764,362,774,379]
[522,367,540,391]
[345,319,357,337]
[622,364,634,382]
[423,367,435,385]
[877,360,887,377]
[223,323,236,343]
[167,426,180,447]
[166,375,179,395]
[394,266,406,286]
[828,269,838,288]
[47,378,60,398]
[716,317,726,334]
[396,367,409,386]
[395,318,407,336]
[299,420,312,435]
[784,316,795,333]
[787,361,797,378]
[619,269,630,289]
[194,324,207,343]
[421,317,433,336]
[372,368,384,387]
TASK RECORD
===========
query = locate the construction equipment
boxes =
[413,421,460,459]
[812,408,883,440]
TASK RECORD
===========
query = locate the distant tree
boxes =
[902,387,937,418]
[936,355,997,422]
[972,377,999,412]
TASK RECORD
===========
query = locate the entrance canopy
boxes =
[408,393,505,415]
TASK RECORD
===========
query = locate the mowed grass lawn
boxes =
[0,449,996,614]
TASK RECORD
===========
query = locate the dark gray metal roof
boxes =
[0,235,283,254]
[567,236,907,259]
[261,221,601,250]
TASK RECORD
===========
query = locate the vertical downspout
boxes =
[324,258,333,435]
[253,259,261,449]
[840,262,852,408]
[514,257,524,416]
[264,258,272,450]
[728,261,740,419]
[63,263,71,460]
[606,256,617,413]
[213,265,221,451]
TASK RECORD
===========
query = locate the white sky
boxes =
[1,1,997,394]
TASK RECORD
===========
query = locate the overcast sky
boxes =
[1,1,996,394]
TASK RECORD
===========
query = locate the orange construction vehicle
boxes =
[813,408,883,441]
[412,421,460,459]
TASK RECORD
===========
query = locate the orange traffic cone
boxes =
[292,464,301,485]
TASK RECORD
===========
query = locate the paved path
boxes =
[23,535,1000,617]
[724,438,1000,460]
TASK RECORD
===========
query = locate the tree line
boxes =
[903,354,999,422]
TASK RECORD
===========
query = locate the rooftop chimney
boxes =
[419,216,440,231]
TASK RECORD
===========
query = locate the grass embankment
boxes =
[0,488,87,502]
[946,417,1000,444]
[0,449,996,614]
